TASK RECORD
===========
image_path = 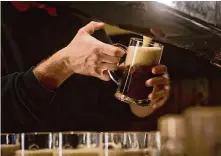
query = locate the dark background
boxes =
[2,2,221,131]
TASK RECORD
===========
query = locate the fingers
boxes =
[101,70,110,81]
[146,76,169,87]
[148,90,164,100]
[146,73,170,109]
[85,51,120,68]
[98,63,118,71]
[151,97,167,109]
[152,65,167,74]
[100,53,120,64]
[149,89,169,109]
[102,43,126,57]
[148,88,169,101]
[82,21,105,35]
[118,62,125,71]
[94,68,110,81]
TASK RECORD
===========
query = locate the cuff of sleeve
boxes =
[22,67,56,106]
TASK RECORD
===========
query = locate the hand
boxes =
[63,21,125,81]
[33,21,125,89]
[145,64,170,109]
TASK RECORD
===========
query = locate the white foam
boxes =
[15,149,53,156]
[53,149,103,156]
[108,149,149,156]
[14,148,151,156]
[125,46,162,66]
[1,144,20,156]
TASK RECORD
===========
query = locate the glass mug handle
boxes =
[108,43,127,85]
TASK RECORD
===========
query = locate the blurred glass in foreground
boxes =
[184,107,221,156]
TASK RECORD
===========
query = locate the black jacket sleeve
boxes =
[1,68,56,133]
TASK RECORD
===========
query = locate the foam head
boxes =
[125,46,162,66]
[15,149,53,156]
[1,144,20,156]
[52,149,102,156]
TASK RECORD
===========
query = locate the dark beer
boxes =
[115,46,162,105]
[119,65,157,100]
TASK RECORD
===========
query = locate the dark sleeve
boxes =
[1,68,56,133]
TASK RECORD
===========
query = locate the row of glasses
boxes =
[1,131,160,156]
[104,132,160,156]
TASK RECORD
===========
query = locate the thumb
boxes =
[101,70,111,81]
[82,21,105,35]
[118,62,125,71]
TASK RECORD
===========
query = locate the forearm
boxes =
[33,48,73,89]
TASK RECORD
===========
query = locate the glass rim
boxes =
[130,37,164,47]
[1,133,19,136]
[146,131,161,135]
[104,131,146,134]
[158,114,184,122]
[59,131,101,135]
[184,106,221,117]
[20,132,53,135]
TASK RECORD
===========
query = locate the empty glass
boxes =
[146,132,161,156]
[158,115,186,156]
[54,132,103,156]
[184,107,221,156]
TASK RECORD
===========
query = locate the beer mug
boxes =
[109,37,164,106]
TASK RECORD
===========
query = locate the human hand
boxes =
[63,21,125,81]
[145,64,170,109]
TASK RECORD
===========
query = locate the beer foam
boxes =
[125,46,162,66]
[53,148,102,156]
[108,149,149,156]
[15,149,53,156]
[1,144,20,156]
